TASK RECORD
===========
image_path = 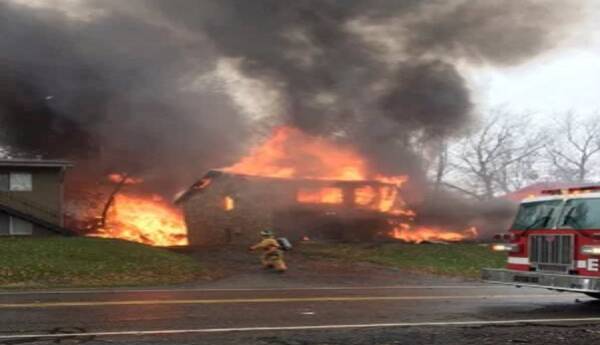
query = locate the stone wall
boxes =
[179,173,399,246]
[182,175,297,246]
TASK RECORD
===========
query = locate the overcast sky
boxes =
[8,0,600,118]
[467,1,600,116]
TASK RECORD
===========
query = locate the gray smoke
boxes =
[134,0,577,184]
[0,0,248,192]
[414,188,518,239]
[0,0,579,196]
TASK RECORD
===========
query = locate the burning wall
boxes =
[176,127,478,245]
[177,172,283,246]
[176,170,406,246]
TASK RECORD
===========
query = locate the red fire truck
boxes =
[482,185,600,298]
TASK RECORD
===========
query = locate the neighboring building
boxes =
[175,170,401,246]
[0,159,73,236]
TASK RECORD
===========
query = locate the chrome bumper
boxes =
[481,268,600,293]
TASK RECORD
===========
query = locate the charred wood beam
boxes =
[99,173,129,228]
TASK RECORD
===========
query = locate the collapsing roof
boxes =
[176,168,481,245]
[175,170,408,245]
[175,169,397,205]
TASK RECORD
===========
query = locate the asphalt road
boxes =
[1,283,600,345]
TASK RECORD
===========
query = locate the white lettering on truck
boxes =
[588,259,599,272]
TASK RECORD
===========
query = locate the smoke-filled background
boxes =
[0,0,584,233]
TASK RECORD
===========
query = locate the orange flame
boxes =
[91,193,187,246]
[224,127,370,181]
[224,196,235,211]
[223,126,477,243]
[297,187,343,204]
[107,173,143,185]
[223,126,411,211]
[390,224,478,244]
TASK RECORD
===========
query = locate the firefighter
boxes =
[249,229,287,273]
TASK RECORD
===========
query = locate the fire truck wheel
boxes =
[584,293,600,299]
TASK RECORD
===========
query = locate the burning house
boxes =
[175,170,406,245]
[174,127,477,246]
[0,2,573,248]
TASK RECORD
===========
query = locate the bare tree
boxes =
[446,111,545,200]
[99,173,130,229]
[546,112,600,183]
[426,139,450,193]
[495,151,540,194]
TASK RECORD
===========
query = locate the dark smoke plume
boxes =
[0,0,579,201]
[0,0,248,192]
[144,0,577,183]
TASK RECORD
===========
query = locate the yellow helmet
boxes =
[260,229,274,237]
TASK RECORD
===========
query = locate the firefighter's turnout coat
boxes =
[250,237,287,272]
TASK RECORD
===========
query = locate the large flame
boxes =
[223,126,411,212]
[91,193,188,247]
[89,126,476,246]
[297,187,344,204]
[223,126,477,243]
[390,223,478,244]
[107,173,143,185]
[224,127,370,181]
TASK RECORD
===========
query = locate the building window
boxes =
[224,196,235,211]
[10,217,33,235]
[0,215,33,236]
[297,187,343,204]
[9,173,32,191]
[0,173,8,192]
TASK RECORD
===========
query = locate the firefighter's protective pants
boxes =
[261,251,287,272]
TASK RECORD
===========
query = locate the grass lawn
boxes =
[300,242,506,278]
[0,237,204,288]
